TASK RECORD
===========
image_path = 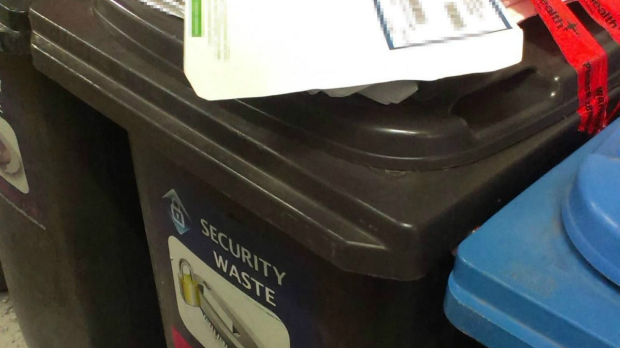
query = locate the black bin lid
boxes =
[93,0,620,170]
[0,0,31,54]
[28,0,620,280]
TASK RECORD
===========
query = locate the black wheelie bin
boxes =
[27,0,620,347]
[0,1,165,347]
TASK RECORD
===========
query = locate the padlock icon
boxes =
[178,259,201,307]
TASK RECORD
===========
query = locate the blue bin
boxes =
[444,119,620,348]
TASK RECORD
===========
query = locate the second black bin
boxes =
[0,1,165,347]
[29,0,620,347]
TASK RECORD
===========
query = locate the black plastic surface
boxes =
[92,0,620,170]
[29,0,620,281]
[0,0,29,54]
[0,0,30,30]
[0,0,31,12]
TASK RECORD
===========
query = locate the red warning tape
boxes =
[578,0,620,127]
[578,0,620,44]
[530,0,609,133]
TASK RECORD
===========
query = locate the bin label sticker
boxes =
[170,237,290,348]
[0,117,29,194]
[150,181,317,348]
[0,77,45,229]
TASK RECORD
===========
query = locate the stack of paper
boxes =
[184,0,524,101]
[138,0,526,103]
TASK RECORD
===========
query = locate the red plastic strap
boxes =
[530,0,609,133]
[578,0,620,44]
[578,0,620,127]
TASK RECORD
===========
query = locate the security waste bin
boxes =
[444,118,620,348]
[0,1,165,347]
[28,0,620,347]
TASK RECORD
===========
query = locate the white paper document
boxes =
[502,0,574,23]
[184,0,523,100]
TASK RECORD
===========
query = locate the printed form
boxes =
[184,0,523,100]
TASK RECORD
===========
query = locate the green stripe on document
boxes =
[192,0,202,37]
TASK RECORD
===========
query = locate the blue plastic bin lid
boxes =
[445,120,620,348]
[563,130,620,286]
